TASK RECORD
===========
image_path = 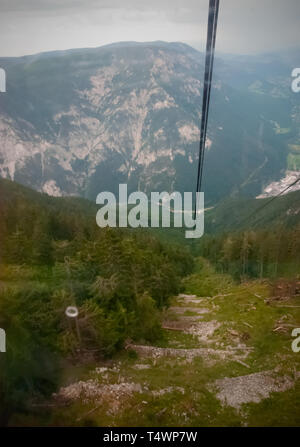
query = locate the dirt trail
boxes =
[131,295,251,359]
[125,293,300,412]
[125,343,243,363]
[54,291,300,424]
[170,306,210,314]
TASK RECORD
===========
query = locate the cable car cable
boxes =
[194,0,220,217]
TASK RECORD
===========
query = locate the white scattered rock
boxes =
[185,320,221,341]
[134,364,151,370]
[126,343,242,364]
[212,370,300,410]
[152,386,185,397]
[178,294,197,299]
[257,170,300,198]
[95,367,108,374]
[42,180,63,197]
[170,307,210,314]
[54,379,142,405]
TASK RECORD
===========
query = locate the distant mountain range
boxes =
[0,41,299,205]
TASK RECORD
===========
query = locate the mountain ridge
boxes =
[0,41,299,203]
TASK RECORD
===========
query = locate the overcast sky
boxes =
[0,0,299,57]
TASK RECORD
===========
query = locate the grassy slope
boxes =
[1,179,299,426]
[11,258,299,427]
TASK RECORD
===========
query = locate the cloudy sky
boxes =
[0,0,299,57]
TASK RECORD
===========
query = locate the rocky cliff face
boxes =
[0,42,299,203]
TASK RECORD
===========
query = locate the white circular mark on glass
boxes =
[65,306,79,318]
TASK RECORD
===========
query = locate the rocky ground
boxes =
[37,261,300,427]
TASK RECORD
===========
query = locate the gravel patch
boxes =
[212,370,300,410]
[134,364,151,370]
[152,386,185,397]
[54,379,143,414]
[162,319,202,330]
[170,307,210,314]
[178,294,197,299]
[184,320,221,341]
[126,343,242,364]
